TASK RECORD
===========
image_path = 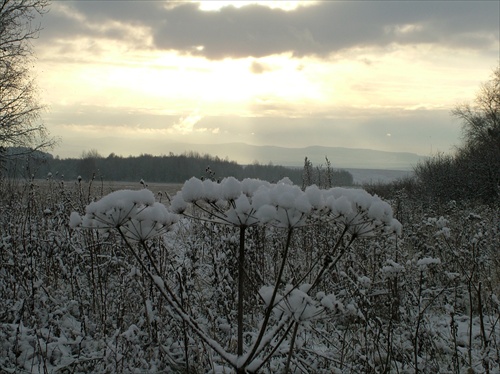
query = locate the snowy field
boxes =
[0,176,499,373]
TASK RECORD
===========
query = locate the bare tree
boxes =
[416,66,500,202]
[0,0,54,160]
[453,66,500,151]
[454,66,500,199]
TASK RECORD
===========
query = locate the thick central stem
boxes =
[237,225,246,358]
[244,228,294,367]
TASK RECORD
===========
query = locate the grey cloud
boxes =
[39,1,163,49]
[39,1,499,59]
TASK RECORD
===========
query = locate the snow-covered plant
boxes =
[69,189,178,242]
[63,177,404,372]
[165,177,402,372]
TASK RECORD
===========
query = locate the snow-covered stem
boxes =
[413,270,424,374]
[450,306,460,372]
[252,316,294,372]
[177,271,190,374]
[468,279,474,369]
[384,305,394,371]
[193,200,230,223]
[116,228,237,369]
[441,231,493,372]
[478,282,490,374]
[280,223,350,299]
[284,322,300,374]
[244,227,295,367]
[237,225,246,359]
[310,225,353,291]
[413,268,452,373]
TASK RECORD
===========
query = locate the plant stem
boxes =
[238,225,246,358]
[244,227,294,367]
[284,322,299,373]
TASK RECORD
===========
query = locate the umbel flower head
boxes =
[170,177,402,234]
[70,189,178,241]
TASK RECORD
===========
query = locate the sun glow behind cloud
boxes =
[196,1,319,11]
[39,41,486,120]
[39,45,327,118]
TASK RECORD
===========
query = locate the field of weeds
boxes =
[1,175,499,373]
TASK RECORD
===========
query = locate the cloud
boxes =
[39,1,499,60]
[39,2,158,51]
[170,112,204,135]
[48,105,460,159]
[151,2,499,59]
[249,60,273,74]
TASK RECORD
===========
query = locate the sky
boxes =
[34,0,499,164]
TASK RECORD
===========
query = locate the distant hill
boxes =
[156,142,425,170]
[55,138,426,171]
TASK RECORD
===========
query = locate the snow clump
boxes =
[417,257,441,270]
[171,177,402,234]
[72,178,402,240]
[259,284,346,323]
[70,189,178,241]
[380,259,405,279]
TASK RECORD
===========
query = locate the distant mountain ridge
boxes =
[54,136,426,171]
[158,142,425,170]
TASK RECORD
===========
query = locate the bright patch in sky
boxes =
[197,1,318,11]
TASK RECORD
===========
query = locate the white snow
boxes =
[329,195,352,217]
[254,204,277,224]
[72,189,178,241]
[69,212,82,228]
[381,259,405,277]
[241,178,269,196]
[220,177,242,201]
[181,177,205,202]
[170,191,188,214]
[164,177,402,235]
[417,257,441,269]
[304,184,325,210]
[202,179,221,202]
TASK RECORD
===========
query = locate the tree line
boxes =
[1,148,355,187]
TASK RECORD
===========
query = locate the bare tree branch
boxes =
[0,0,55,162]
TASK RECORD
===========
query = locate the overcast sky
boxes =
[34,0,499,164]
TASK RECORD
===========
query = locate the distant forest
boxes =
[1,148,354,187]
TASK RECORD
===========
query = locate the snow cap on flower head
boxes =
[70,189,178,241]
[169,177,402,234]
